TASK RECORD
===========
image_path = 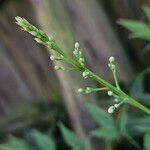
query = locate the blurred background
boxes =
[0,0,150,150]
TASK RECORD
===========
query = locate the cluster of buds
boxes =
[107,90,124,113]
[15,17,62,54]
[108,56,120,90]
[82,70,91,79]
[50,54,66,71]
[15,17,51,46]
[73,42,85,66]
[107,56,122,113]
[50,55,64,61]
[78,87,93,94]
[78,87,108,94]
[108,56,115,71]
[108,101,124,113]
[54,66,65,71]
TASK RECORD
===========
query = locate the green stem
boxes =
[112,70,120,90]
[51,45,150,114]
[87,69,150,114]
[92,87,108,92]
[55,50,150,114]
[15,17,150,115]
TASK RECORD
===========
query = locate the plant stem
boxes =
[112,70,121,90]
[87,69,150,114]
[51,47,150,114]
[15,17,150,115]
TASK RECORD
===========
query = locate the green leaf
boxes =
[59,123,84,150]
[118,19,150,40]
[130,74,144,94]
[117,106,128,135]
[0,137,28,150]
[83,139,90,150]
[129,68,150,105]
[86,103,119,139]
[117,108,142,149]
[91,127,118,139]
[126,116,150,136]
[142,5,150,21]
[144,132,150,150]
[134,94,150,106]
[30,130,56,150]
[86,103,114,126]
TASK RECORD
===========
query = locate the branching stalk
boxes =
[15,16,150,115]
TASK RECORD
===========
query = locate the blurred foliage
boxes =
[59,123,85,150]
[118,5,150,108]
[129,68,150,106]
[86,103,119,140]
[118,5,150,44]
[0,103,149,150]
[27,130,56,150]
[118,19,150,40]
[116,6,150,149]
[0,137,28,150]
[144,132,150,150]
[0,130,55,150]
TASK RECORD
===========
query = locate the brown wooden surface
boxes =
[0,0,58,118]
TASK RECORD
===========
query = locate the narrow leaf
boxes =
[59,123,83,150]
[142,5,150,21]
[30,130,56,150]
[0,137,28,150]
[91,127,118,139]
[126,116,150,136]
[86,103,115,127]
[129,68,150,105]
[144,132,150,150]
[118,19,150,40]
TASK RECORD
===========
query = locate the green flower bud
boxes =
[54,66,65,71]
[82,70,90,79]
[107,91,113,96]
[109,56,115,63]
[75,42,79,49]
[78,88,84,93]
[108,106,115,113]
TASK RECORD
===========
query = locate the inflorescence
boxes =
[15,16,150,115]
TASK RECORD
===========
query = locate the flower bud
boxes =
[75,42,79,49]
[54,66,65,71]
[109,56,115,63]
[108,106,115,113]
[79,58,85,63]
[107,91,113,96]
[114,98,119,102]
[114,104,119,108]
[78,88,84,93]
[50,55,56,61]
[82,70,90,79]
[85,87,92,93]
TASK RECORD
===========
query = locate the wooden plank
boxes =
[0,0,58,119]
